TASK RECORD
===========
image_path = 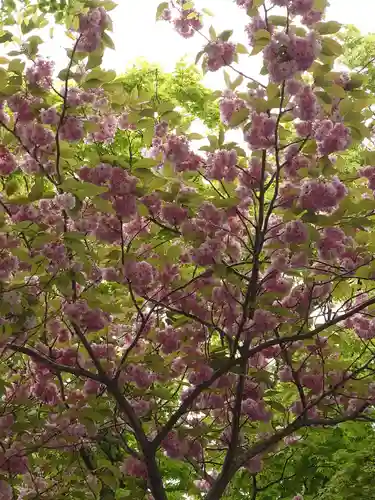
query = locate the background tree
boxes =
[2,1,375,500]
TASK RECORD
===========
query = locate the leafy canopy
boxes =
[1,1,375,500]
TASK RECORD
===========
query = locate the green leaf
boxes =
[267,15,287,26]
[60,179,107,198]
[8,59,25,74]
[321,37,343,57]
[28,177,44,202]
[230,74,244,90]
[92,196,115,214]
[267,82,279,100]
[195,50,204,64]
[182,1,194,9]
[209,25,217,41]
[187,133,204,140]
[102,0,118,10]
[218,30,233,42]
[254,29,271,42]
[135,158,160,168]
[152,387,173,400]
[251,37,270,55]
[236,43,248,54]
[85,69,116,83]
[327,84,346,98]
[156,1,169,19]
[102,32,115,50]
[316,21,341,35]
[86,51,103,70]
[0,31,13,43]
[313,0,328,11]
[115,490,132,499]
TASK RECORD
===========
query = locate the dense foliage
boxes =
[1,0,375,499]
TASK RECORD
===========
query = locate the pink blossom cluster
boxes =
[88,114,118,143]
[161,203,188,226]
[181,204,244,267]
[124,260,156,294]
[293,85,318,121]
[236,0,254,7]
[299,176,347,212]
[242,398,271,421]
[245,112,276,149]
[272,0,321,24]
[205,41,236,71]
[40,106,59,125]
[79,164,138,218]
[77,7,108,52]
[281,220,308,244]
[206,149,237,181]
[219,90,248,125]
[250,309,279,335]
[237,157,268,203]
[172,6,202,38]
[0,480,11,500]
[0,251,19,280]
[0,444,29,474]
[121,457,148,479]
[161,430,202,460]
[360,166,375,191]
[0,146,17,176]
[317,227,350,261]
[60,116,85,142]
[7,93,40,122]
[25,58,54,89]
[156,327,180,354]
[313,120,351,155]
[245,16,268,45]
[64,299,109,332]
[161,134,202,172]
[284,149,310,179]
[264,32,320,82]
[345,314,375,340]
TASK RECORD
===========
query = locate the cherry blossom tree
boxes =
[1,0,375,499]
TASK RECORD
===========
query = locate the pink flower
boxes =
[121,457,147,479]
[40,107,59,125]
[245,455,263,473]
[252,309,279,334]
[205,41,236,71]
[26,58,54,89]
[293,85,318,121]
[300,177,347,212]
[245,112,276,150]
[173,9,202,38]
[282,220,308,244]
[242,399,271,421]
[77,7,107,52]
[0,146,17,176]
[60,116,85,142]
[188,364,213,385]
[124,260,155,294]
[219,90,248,125]
[0,480,12,500]
[206,149,237,181]
[313,120,351,155]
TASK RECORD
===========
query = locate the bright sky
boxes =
[37,0,375,91]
